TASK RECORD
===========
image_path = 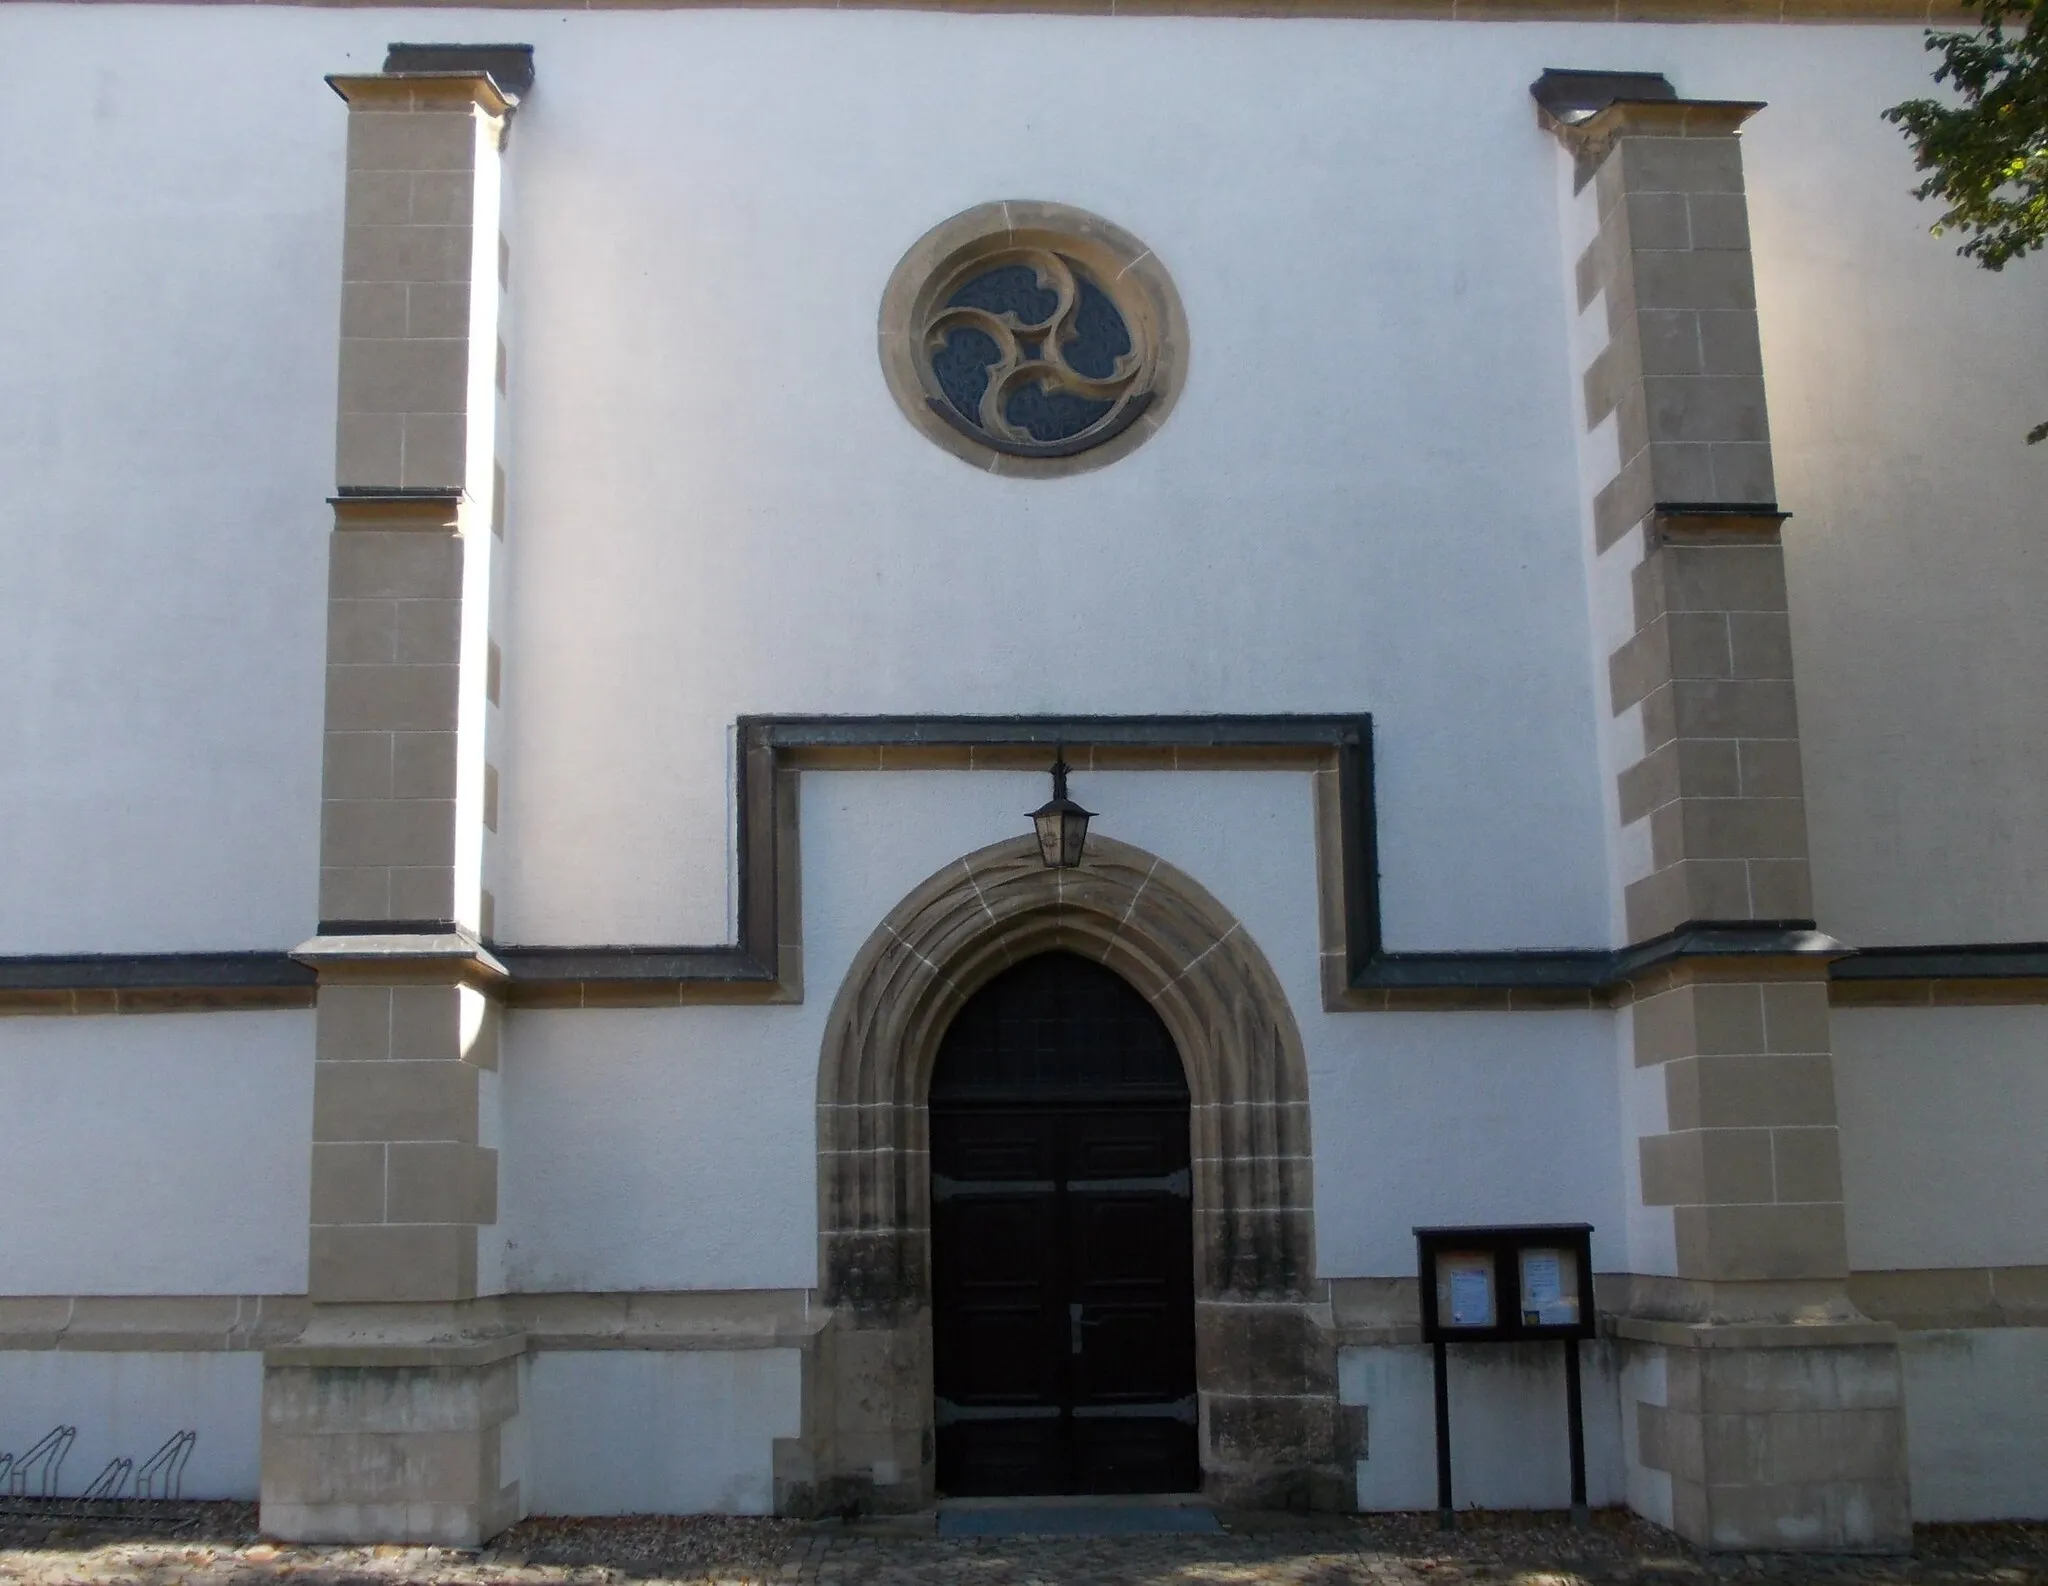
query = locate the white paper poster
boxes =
[1519,1248,1579,1326]
[1447,1264,1493,1327]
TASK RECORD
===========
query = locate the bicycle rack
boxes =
[134,1431,196,1500]
[4,1427,75,1498]
[0,1426,195,1514]
[80,1458,133,1501]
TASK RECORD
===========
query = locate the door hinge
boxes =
[1072,1395,1199,1425]
[1065,1168,1190,1198]
[931,1173,1055,1203]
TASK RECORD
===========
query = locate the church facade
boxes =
[2,0,2045,1553]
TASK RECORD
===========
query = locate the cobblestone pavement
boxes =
[1,1506,2044,1586]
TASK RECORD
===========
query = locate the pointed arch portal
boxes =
[794,835,1357,1515]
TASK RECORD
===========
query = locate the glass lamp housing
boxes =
[1030,758,1094,868]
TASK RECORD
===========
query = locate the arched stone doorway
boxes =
[794,835,1356,1516]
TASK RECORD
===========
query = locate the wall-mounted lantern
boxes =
[1030,753,1094,868]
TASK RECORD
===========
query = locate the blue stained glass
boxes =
[1063,276,1132,380]
[933,325,1000,424]
[1004,381,1114,443]
[946,264,1059,325]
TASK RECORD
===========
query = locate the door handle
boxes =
[1069,1303,1104,1355]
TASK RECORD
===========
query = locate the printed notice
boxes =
[1520,1247,1579,1326]
[1445,1261,1494,1327]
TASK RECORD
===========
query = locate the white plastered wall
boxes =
[497,769,1633,1514]
[486,10,1621,949]
[1618,1344,1673,1529]
[0,7,349,953]
[1511,30,2048,950]
[1833,1005,2048,1273]
[1835,1006,2048,1523]
[0,1352,264,1501]
[522,1350,802,1516]
[498,770,1628,1291]
[1898,1330,2048,1522]
[3,12,2032,1035]
[1341,1341,1624,1512]
[4,4,2036,1524]
[1734,54,2048,947]
[0,1012,312,1296]
[1,0,2037,967]
[4,12,2044,1522]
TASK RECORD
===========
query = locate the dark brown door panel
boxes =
[930,952,1199,1497]
[1067,1108,1190,1176]
[1072,1414,1199,1495]
[937,1418,1065,1496]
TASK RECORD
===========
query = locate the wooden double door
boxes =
[929,951,1198,1496]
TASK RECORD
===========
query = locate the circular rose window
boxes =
[879,202,1188,476]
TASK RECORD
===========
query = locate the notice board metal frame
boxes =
[1414,1222,1596,1529]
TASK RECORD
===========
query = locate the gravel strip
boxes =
[0,1504,2042,1586]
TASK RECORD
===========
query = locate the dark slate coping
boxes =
[8,938,2047,999]
[1362,951,1610,989]
[0,953,316,992]
[1612,922,1845,980]
[330,487,465,501]
[317,918,464,936]
[746,714,1366,750]
[493,946,776,985]
[1530,68,1676,122]
[1359,923,1842,993]
[738,714,1377,986]
[1830,943,2048,981]
[382,43,535,100]
[5,714,2040,1002]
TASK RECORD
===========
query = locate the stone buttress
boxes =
[262,50,527,1548]
[1544,78,1911,1550]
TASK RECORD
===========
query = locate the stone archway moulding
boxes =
[791,833,1359,1517]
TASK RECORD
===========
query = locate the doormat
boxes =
[938,1505,1221,1537]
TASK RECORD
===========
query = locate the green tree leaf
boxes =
[1885,0,2047,441]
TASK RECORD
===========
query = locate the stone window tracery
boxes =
[879,202,1188,476]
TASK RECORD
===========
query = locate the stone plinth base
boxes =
[774,1308,933,1519]
[1197,1297,1360,1513]
[261,1336,526,1547]
[1621,1319,1910,1551]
